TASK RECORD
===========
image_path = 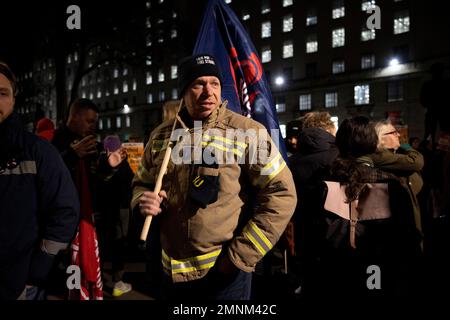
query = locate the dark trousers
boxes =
[161,269,252,301]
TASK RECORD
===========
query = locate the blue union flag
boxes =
[193,0,287,159]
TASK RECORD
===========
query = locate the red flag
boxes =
[69,159,103,300]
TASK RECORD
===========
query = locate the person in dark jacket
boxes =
[371,120,424,237]
[0,61,79,300]
[305,116,422,297]
[288,112,339,294]
[53,99,131,299]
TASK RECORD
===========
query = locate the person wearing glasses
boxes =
[371,120,424,239]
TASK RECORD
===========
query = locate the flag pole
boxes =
[139,98,184,249]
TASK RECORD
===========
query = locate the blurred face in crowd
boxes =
[68,108,98,137]
[184,76,221,120]
[0,73,14,124]
[379,124,401,150]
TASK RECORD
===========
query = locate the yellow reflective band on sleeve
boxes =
[255,153,286,188]
[243,221,273,256]
[161,249,222,275]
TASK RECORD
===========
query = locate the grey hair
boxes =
[373,119,393,150]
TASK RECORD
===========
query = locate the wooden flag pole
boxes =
[139,99,184,248]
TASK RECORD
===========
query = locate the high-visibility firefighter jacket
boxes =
[131,102,297,283]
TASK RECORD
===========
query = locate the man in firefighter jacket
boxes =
[131,54,296,300]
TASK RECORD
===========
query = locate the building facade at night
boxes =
[14,0,450,140]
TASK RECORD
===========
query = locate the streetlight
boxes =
[275,76,285,86]
[389,58,399,66]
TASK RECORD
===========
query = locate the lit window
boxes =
[283,41,294,58]
[387,81,403,102]
[74,52,78,61]
[157,19,163,24]
[132,79,137,91]
[116,116,122,128]
[332,28,345,47]
[361,54,375,69]
[123,68,128,76]
[261,21,271,38]
[67,55,72,64]
[306,11,317,26]
[99,119,103,130]
[146,17,151,28]
[147,93,153,104]
[158,70,165,82]
[394,11,410,34]
[283,15,293,32]
[82,91,86,98]
[145,1,150,8]
[283,0,293,7]
[172,12,177,18]
[114,84,119,95]
[261,47,271,63]
[159,0,164,4]
[123,81,128,93]
[97,89,102,98]
[172,88,178,99]
[261,0,270,14]
[107,118,111,129]
[105,89,110,97]
[332,0,345,19]
[276,97,286,113]
[171,29,177,38]
[126,115,131,128]
[242,14,250,21]
[325,92,338,108]
[146,72,152,85]
[361,27,376,41]
[146,59,152,66]
[354,84,370,105]
[89,92,94,100]
[299,94,312,110]
[158,37,164,44]
[171,65,178,79]
[361,0,376,11]
[332,60,345,74]
[159,89,165,101]
[306,34,318,53]
[225,0,232,3]
[114,68,119,78]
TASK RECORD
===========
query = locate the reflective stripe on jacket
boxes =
[131,102,296,282]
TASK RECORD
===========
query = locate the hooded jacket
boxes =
[290,127,339,191]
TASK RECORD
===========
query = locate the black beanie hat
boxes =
[177,54,223,98]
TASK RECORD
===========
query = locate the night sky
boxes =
[0,1,150,73]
